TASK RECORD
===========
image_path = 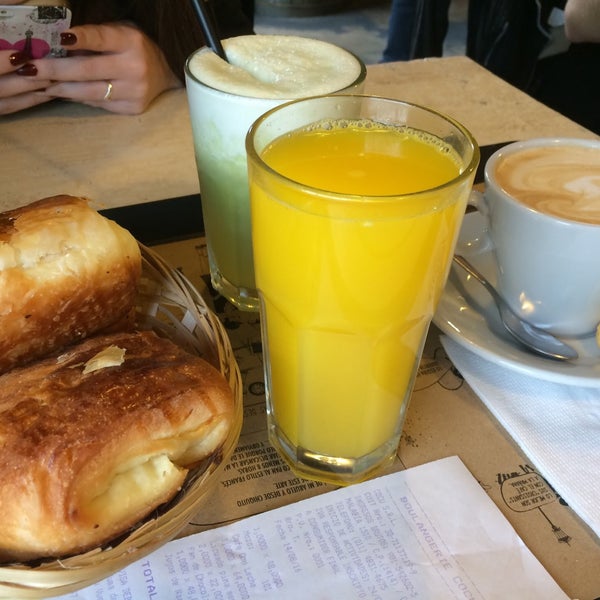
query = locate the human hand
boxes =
[565,0,600,43]
[3,22,183,116]
[0,1,62,114]
[0,49,53,115]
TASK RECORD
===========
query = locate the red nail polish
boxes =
[16,63,38,76]
[60,32,77,46]
[9,51,29,66]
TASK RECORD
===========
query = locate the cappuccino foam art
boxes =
[495,145,600,225]
[479,138,600,337]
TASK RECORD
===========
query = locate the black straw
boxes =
[190,0,228,61]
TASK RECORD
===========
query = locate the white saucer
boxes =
[433,212,600,387]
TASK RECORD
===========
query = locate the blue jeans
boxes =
[382,0,450,62]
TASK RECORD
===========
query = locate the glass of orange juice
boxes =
[246,95,479,485]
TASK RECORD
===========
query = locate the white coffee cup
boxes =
[471,138,600,337]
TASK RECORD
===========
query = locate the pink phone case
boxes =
[0,5,72,59]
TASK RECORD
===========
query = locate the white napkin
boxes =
[441,335,600,540]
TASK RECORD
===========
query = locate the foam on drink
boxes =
[187,35,364,98]
[495,145,600,225]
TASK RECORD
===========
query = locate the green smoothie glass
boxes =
[184,34,366,311]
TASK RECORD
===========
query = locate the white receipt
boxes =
[61,456,568,600]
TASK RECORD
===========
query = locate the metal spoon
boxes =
[453,255,578,361]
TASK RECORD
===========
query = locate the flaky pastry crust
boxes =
[0,330,234,562]
[0,195,141,374]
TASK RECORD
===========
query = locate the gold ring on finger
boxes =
[103,81,113,101]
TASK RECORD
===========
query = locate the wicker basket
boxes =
[0,245,243,599]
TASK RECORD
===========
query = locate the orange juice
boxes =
[252,123,466,456]
[248,96,478,484]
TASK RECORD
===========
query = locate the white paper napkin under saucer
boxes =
[441,335,600,540]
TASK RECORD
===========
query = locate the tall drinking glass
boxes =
[184,35,366,311]
[247,95,479,484]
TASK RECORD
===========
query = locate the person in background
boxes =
[381,0,451,62]
[467,0,600,134]
[383,0,600,134]
[564,0,600,42]
[0,0,254,116]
